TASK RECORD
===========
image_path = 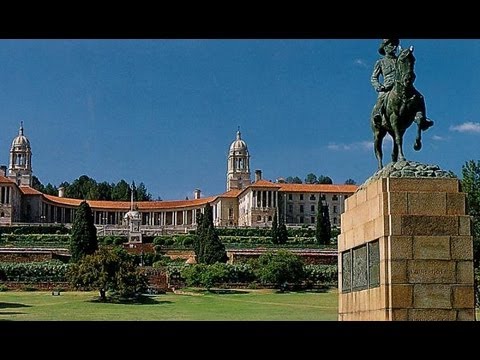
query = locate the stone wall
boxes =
[338,177,475,321]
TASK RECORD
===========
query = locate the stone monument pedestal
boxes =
[338,172,475,320]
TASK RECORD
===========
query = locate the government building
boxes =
[0,124,357,233]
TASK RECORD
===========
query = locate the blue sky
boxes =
[0,39,478,200]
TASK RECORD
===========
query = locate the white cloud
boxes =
[327,143,340,150]
[449,122,480,133]
[359,141,373,150]
[354,58,368,68]
[328,140,374,152]
[432,135,445,141]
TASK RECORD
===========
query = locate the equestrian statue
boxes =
[370,39,434,169]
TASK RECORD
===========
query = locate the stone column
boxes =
[338,169,474,321]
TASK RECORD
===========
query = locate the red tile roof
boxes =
[278,183,358,193]
[42,194,218,210]
[249,179,281,188]
[217,189,241,198]
[20,186,43,195]
[0,176,15,184]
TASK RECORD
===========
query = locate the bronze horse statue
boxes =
[371,46,433,169]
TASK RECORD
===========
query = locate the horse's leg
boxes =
[373,127,387,169]
[414,111,423,151]
[391,114,406,161]
[391,132,399,162]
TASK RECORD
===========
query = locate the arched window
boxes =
[0,212,4,217]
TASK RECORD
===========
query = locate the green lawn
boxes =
[0,289,338,321]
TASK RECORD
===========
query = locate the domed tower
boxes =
[227,128,251,191]
[8,122,33,186]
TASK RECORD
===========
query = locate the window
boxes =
[311,216,315,223]
[321,195,326,200]
[288,204,293,213]
[300,205,304,213]
[300,194,304,200]
[333,217,337,225]
[311,205,315,212]
[257,215,262,221]
[333,205,337,213]
[332,195,338,201]
[228,208,234,218]
[268,216,272,221]
[0,212,4,217]
[299,216,304,223]
[310,194,316,200]
[288,194,293,200]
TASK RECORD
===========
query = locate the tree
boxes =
[181,263,229,291]
[135,182,152,201]
[271,212,279,244]
[285,176,303,184]
[43,183,58,196]
[316,198,331,245]
[64,175,98,199]
[97,181,113,200]
[277,222,289,245]
[305,173,318,184]
[32,176,58,195]
[31,175,44,192]
[253,250,305,290]
[194,203,228,264]
[70,201,98,263]
[321,203,332,245]
[112,179,130,201]
[344,178,356,185]
[292,176,303,184]
[68,247,147,301]
[317,175,333,184]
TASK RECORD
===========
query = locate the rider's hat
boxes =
[378,39,399,55]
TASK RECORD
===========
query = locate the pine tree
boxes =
[194,203,227,264]
[271,212,279,244]
[70,201,98,262]
[277,222,289,245]
[315,197,323,244]
[321,203,332,245]
[316,197,331,245]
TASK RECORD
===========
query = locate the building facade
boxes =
[0,125,357,233]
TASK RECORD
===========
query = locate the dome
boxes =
[11,123,30,149]
[229,130,248,154]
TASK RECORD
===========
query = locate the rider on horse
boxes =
[371,39,433,131]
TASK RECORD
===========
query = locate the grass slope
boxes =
[0,289,338,321]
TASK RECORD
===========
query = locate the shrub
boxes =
[103,236,113,245]
[303,264,338,286]
[153,245,163,254]
[182,237,193,246]
[113,237,125,245]
[154,237,166,246]
[252,250,305,288]
[22,285,38,292]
